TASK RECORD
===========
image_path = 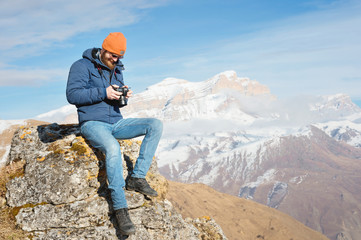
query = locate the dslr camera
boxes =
[116,87,129,107]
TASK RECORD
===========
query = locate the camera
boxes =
[116,87,129,107]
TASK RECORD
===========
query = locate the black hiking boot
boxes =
[115,208,136,236]
[126,177,158,197]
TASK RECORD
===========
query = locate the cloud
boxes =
[162,93,359,140]
[129,0,361,98]
[0,0,170,57]
[0,0,171,86]
[0,67,66,86]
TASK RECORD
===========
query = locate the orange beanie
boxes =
[102,32,127,56]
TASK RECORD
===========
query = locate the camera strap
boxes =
[97,66,117,90]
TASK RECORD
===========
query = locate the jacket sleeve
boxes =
[66,61,107,106]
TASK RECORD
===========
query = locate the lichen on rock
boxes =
[5,123,227,239]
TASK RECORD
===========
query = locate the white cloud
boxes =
[0,67,67,86]
[0,0,170,56]
[129,0,361,98]
[0,0,170,86]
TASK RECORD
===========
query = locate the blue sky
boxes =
[0,0,360,120]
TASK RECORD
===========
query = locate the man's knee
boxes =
[104,140,122,157]
[150,118,163,134]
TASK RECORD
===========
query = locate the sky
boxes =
[0,0,360,120]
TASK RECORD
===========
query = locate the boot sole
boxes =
[119,229,136,236]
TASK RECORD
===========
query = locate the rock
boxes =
[188,216,228,240]
[5,123,227,239]
[267,182,288,209]
[16,196,110,231]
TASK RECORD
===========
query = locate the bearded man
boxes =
[66,32,163,236]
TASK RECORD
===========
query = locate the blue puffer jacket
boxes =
[66,48,125,125]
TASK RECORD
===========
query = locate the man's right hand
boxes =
[106,85,122,100]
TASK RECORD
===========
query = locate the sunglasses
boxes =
[106,51,123,59]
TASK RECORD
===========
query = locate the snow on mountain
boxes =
[157,124,312,188]
[35,104,77,124]
[307,94,361,148]
[122,70,273,123]
[164,121,361,240]
[310,93,360,113]
[313,118,361,147]
[0,120,26,134]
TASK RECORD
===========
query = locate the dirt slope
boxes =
[167,181,329,240]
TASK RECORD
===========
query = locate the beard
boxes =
[100,52,117,70]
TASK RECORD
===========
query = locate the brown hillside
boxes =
[167,181,329,240]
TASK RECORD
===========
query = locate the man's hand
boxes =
[106,85,121,100]
[123,85,133,98]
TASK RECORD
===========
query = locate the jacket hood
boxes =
[82,48,98,62]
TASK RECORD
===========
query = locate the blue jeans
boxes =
[80,118,163,210]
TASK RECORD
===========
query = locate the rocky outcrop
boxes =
[266,182,288,209]
[336,232,352,240]
[0,119,47,167]
[5,123,227,239]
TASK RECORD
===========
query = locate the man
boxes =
[66,32,163,235]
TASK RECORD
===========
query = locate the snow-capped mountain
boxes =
[310,93,361,114]
[35,104,77,124]
[313,118,361,148]
[4,70,361,240]
[122,70,273,123]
